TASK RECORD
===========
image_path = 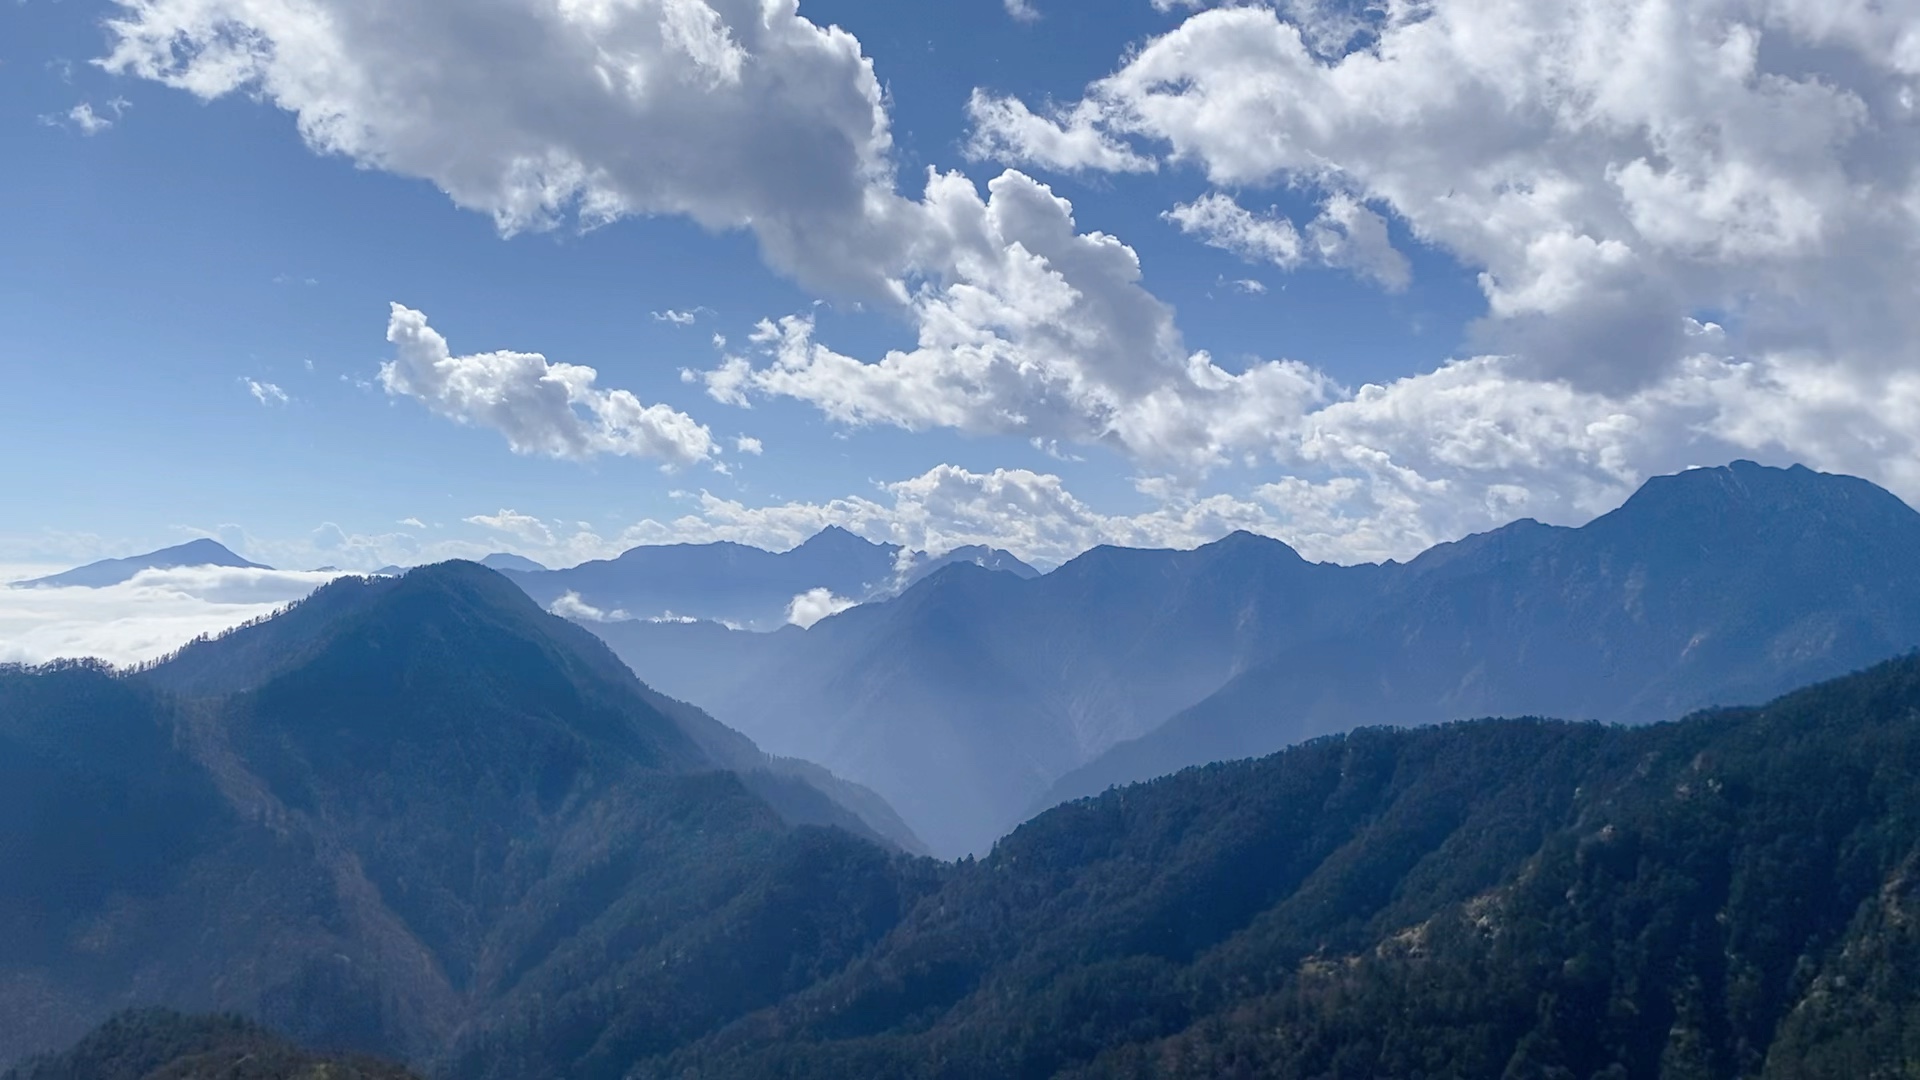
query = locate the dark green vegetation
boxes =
[600,461,1920,857]
[0,563,927,1074]
[3,1010,419,1080]
[650,651,1920,1078]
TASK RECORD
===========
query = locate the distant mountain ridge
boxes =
[506,526,1036,630]
[1046,459,1920,807]
[11,539,271,588]
[591,461,1920,857]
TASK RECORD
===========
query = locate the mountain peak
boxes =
[12,537,271,588]
[1606,460,1918,531]
[479,551,548,573]
[793,525,887,553]
[1197,529,1305,561]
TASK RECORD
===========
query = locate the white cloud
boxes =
[244,378,289,406]
[1230,278,1268,295]
[40,100,125,135]
[651,309,700,326]
[700,170,1336,474]
[609,463,1307,568]
[548,591,629,622]
[970,1,1920,391]
[964,90,1156,174]
[99,0,906,300]
[1164,191,1409,289]
[398,517,426,529]
[1165,192,1304,268]
[785,587,857,628]
[100,0,1920,557]
[465,509,555,546]
[1306,193,1410,291]
[1003,0,1040,22]
[0,566,343,666]
[382,304,717,466]
[734,435,763,455]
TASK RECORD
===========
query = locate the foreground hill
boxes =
[643,650,1920,1078]
[589,461,1920,855]
[2,1010,419,1080]
[0,563,925,1072]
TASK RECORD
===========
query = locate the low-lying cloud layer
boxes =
[0,566,344,667]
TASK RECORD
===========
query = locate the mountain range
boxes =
[501,526,1036,630]
[589,461,1920,857]
[13,581,1920,1076]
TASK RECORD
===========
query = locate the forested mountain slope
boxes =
[2,1010,420,1080]
[0,563,926,1074]
[588,461,1920,857]
[648,650,1920,1079]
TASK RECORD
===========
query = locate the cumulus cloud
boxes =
[382,304,717,465]
[734,435,763,455]
[99,0,1920,559]
[0,566,342,666]
[1165,193,1305,267]
[970,0,1920,390]
[785,587,857,628]
[548,591,629,622]
[699,170,1335,473]
[100,0,906,299]
[465,509,556,546]
[964,90,1155,174]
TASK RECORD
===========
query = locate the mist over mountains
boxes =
[502,526,1036,630]
[14,459,1920,1076]
[582,462,1920,856]
[14,583,1920,1076]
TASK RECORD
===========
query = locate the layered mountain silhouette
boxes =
[19,639,1920,1076]
[590,530,1367,857]
[11,539,271,588]
[587,462,1920,857]
[506,526,1036,630]
[1047,459,1920,807]
[0,562,921,1071]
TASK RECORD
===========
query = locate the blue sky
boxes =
[4,0,1917,582]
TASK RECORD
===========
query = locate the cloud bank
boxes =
[0,567,344,667]
[383,304,718,466]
